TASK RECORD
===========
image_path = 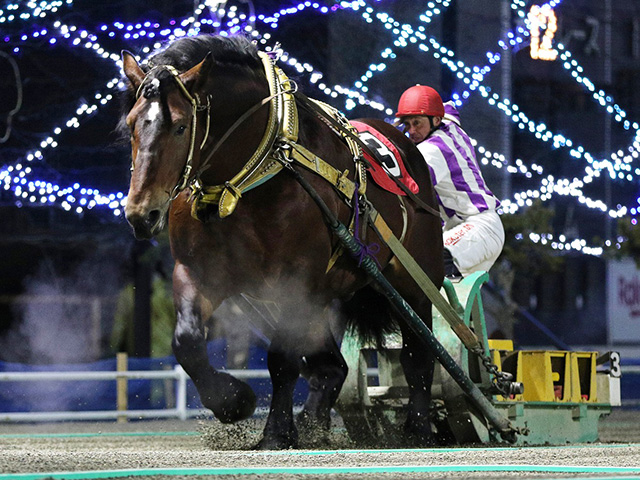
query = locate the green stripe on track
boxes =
[1,464,640,479]
[0,431,198,439]
[260,443,640,455]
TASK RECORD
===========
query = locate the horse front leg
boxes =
[256,332,301,450]
[172,263,256,423]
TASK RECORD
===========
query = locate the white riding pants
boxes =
[443,210,505,277]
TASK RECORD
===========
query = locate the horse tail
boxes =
[340,286,399,348]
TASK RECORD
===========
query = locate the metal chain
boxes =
[470,346,530,437]
[470,345,524,397]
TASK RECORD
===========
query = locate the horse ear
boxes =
[121,50,145,91]
[179,52,213,93]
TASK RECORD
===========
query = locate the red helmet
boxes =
[396,85,445,118]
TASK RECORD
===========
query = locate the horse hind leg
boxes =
[297,328,348,444]
[257,304,347,450]
[398,309,437,446]
[172,265,256,423]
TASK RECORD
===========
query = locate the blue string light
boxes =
[1,0,637,255]
[0,0,73,24]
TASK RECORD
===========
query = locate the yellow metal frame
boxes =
[491,349,598,403]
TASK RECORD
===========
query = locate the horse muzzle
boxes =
[125,207,165,239]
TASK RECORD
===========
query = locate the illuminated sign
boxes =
[528,4,558,61]
[607,259,640,343]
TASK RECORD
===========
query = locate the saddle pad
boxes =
[350,120,419,196]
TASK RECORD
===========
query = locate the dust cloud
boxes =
[0,252,123,364]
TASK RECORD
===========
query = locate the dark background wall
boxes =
[1,0,639,362]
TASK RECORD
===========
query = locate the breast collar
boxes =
[188,51,300,219]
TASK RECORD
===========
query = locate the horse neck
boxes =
[198,73,271,185]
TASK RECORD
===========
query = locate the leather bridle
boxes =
[131,64,211,201]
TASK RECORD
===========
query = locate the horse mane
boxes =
[116,35,262,141]
[148,35,261,72]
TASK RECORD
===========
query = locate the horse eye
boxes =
[175,125,187,136]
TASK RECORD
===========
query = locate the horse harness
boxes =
[133,50,437,226]
[131,50,515,385]
[188,51,370,222]
[129,51,522,404]
[132,49,451,291]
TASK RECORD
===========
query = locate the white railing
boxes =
[1,364,639,422]
[0,365,271,422]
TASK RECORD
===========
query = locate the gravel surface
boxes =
[0,410,639,479]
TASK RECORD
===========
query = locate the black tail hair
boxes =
[341,285,399,348]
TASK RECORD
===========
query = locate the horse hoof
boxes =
[403,416,439,447]
[216,382,257,423]
[200,373,257,423]
[254,434,298,450]
[296,409,331,439]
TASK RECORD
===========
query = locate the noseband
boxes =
[132,64,211,200]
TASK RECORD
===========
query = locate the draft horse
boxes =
[120,34,444,449]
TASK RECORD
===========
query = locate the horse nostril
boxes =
[146,209,161,227]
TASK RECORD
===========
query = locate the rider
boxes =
[396,84,505,279]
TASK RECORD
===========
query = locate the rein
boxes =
[195,88,294,179]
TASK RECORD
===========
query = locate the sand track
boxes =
[1,410,639,479]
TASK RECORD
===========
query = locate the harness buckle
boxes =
[181,164,192,185]
[274,141,294,163]
[224,181,243,199]
[188,177,203,202]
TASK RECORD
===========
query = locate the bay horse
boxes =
[120,34,444,449]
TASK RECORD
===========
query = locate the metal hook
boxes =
[282,79,298,95]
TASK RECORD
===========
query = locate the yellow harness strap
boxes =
[288,142,356,201]
[190,51,365,222]
[306,99,367,196]
[370,209,482,351]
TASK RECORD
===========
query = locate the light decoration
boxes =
[1,0,637,255]
[1,169,127,217]
[0,0,72,24]
[528,4,558,61]
[510,0,527,20]
[332,0,639,194]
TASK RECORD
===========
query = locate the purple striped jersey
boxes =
[415,102,500,224]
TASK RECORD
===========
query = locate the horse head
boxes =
[121,50,212,239]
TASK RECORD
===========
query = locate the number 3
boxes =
[608,351,621,378]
